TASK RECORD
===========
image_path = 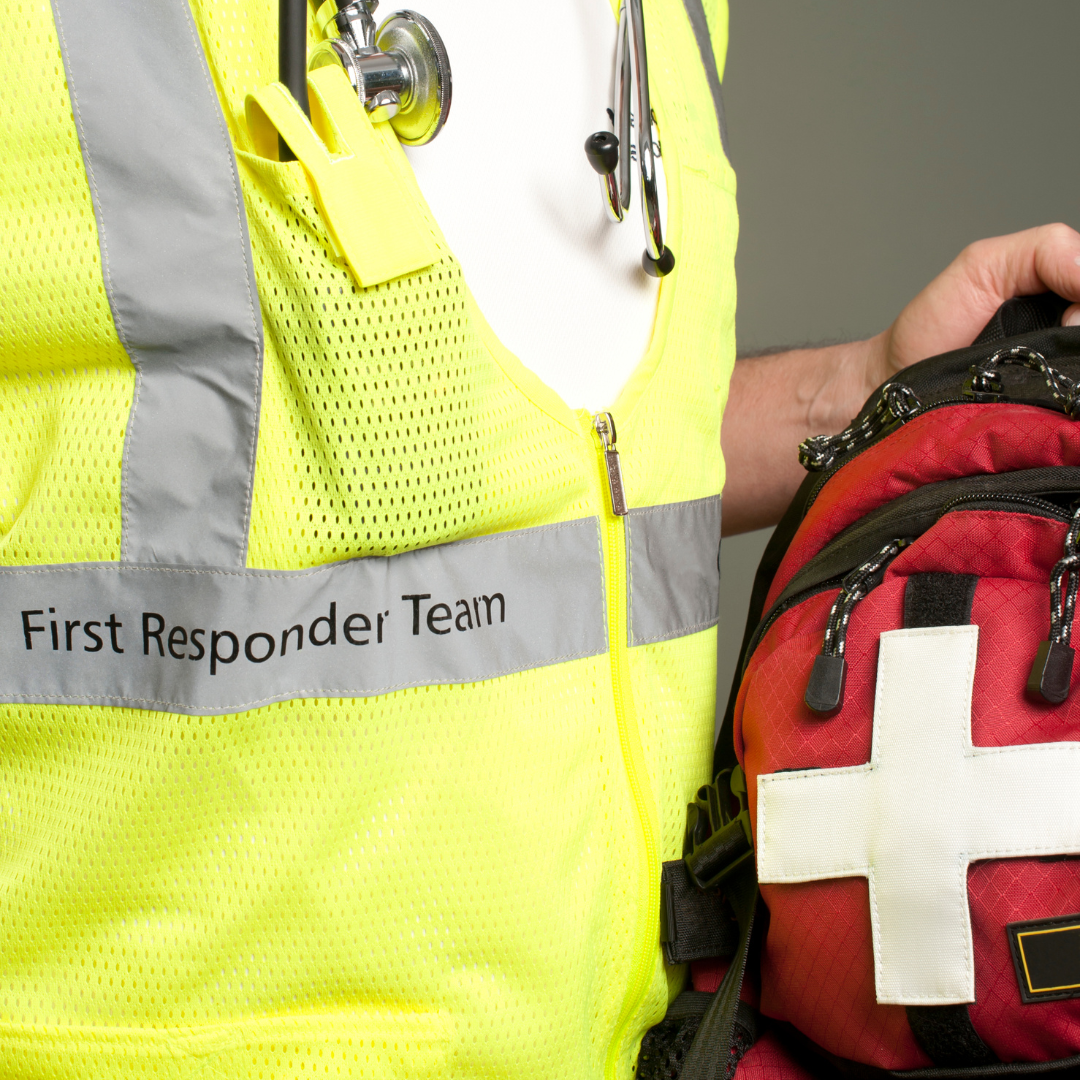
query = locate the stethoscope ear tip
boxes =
[585,131,620,176]
[642,246,675,278]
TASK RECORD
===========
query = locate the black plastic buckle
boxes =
[683,765,754,890]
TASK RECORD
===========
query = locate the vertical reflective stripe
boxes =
[50,0,263,569]
[680,0,730,158]
[626,495,721,646]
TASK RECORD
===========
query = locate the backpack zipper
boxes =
[1029,500,1080,704]
[745,492,1073,689]
[799,352,1080,519]
[799,395,970,515]
[938,492,1070,519]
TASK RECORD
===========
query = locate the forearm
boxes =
[720,332,888,535]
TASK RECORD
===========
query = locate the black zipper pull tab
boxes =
[1029,505,1080,703]
[805,538,910,717]
[593,412,628,516]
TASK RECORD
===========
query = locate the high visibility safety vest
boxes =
[0,1,735,1078]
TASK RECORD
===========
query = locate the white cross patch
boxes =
[756,625,1080,1005]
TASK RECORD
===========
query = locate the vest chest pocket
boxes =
[245,66,440,291]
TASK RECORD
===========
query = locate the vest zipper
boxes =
[591,411,658,1080]
[594,411,629,515]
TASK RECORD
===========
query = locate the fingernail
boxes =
[1065,307,1080,327]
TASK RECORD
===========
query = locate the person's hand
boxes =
[865,223,1080,395]
[723,223,1080,534]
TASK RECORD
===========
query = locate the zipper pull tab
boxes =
[804,537,910,717]
[1029,502,1080,704]
[593,411,628,516]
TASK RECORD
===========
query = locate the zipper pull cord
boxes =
[1029,502,1080,703]
[593,412,628,516]
[804,538,910,717]
[967,345,1080,416]
[799,383,920,473]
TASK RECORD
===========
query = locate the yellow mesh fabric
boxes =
[0,0,133,565]
[0,657,641,1080]
[0,1,737,1078]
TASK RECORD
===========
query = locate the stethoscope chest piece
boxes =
[311,0,452,145]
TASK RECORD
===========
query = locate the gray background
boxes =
[717,0,1080,711]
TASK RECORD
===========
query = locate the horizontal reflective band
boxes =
[0,519,604,716]
[626,495,721,646]
[51,0,263,568]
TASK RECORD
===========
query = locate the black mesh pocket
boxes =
[637,992,758,1080]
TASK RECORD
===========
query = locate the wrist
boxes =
[804,331,891,439]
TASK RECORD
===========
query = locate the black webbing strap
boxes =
[678,864,759,1080]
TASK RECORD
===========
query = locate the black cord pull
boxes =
[1028,508,1080,704]
[804,538,910,717]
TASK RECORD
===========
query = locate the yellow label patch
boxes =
[1008,914,1080,1003]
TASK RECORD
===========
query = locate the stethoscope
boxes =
[279,0,670,274]
[585,0,674,277]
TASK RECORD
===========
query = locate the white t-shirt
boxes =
[402,0,659,412]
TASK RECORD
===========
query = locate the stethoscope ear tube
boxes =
[279,0,311,160]
[585,0,674,277]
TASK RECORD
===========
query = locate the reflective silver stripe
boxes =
[50,0,263,568]
[0,519,604,716]
[626,495,721,646]
[680,0,730,158]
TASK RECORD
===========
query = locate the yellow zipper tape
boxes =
[591,418,662,1080]
[245,66,439,288]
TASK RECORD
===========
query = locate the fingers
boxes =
[1065,304,1080,327]
[956,223,1080,312]
[883,223,1080,373]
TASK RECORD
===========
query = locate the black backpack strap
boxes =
[678,864,760,1080]
[972,293,1070,347]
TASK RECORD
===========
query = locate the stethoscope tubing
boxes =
[626,0,664,263]
[279,0,310,160]
[591,0,673,275]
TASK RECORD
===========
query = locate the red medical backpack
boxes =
[643,295,1080,1079]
